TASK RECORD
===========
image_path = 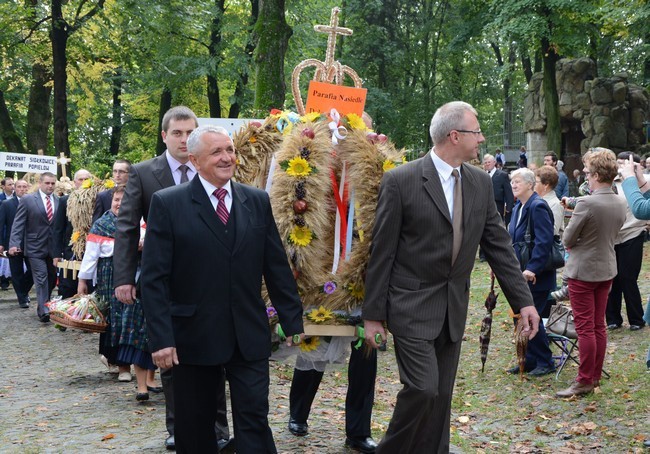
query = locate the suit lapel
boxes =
[153,153,175,189]
[230,182,249,256]
[34,193,49,223]
[422,153,452,225]
[460,163,479,229]
[191,178,227,248]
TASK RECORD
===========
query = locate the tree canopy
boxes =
[0,0,647,174]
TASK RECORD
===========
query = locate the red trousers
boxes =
[567,278,613,385]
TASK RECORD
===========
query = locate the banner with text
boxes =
[305,81,367,117]
[0,152,58,174]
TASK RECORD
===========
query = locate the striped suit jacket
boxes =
[363,152,534,342]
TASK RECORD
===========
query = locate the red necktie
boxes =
[45,195,53,223]
[214,188,229,224]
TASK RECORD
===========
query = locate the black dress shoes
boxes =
[136,392,149,401]
[39,314,50,323]
[147,385,163,393]
[288,418,308,436]
[345,436,378,453]
[165,434,175,450]
[217,437,235,453]
[19,301,29,308]
[528,366,556,377]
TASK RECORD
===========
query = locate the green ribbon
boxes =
[353,326,383,349]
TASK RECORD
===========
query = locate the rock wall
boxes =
[524,57,649,155]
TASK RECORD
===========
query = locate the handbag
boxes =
[546,303,576,338]
[515,202,565,271]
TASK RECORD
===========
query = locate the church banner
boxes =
[305,81,367,116]
[0,152,57,174]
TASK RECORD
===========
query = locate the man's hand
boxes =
[517,306,540,340]
[53,257,60,266]
[115,284,136,304]
[620,156,637,180]
[8,246,19,256]
[286,333,305,347]
[152,347,179,369]
[364,319,386,349]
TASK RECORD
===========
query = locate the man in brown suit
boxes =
[363,101,539,453]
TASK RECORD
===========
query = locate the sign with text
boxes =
[305,81,367,116]
[0,152,57,174]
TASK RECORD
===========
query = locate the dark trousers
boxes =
[8,255,33,304]
[57,271,78,299]
[289,341,377,439]
[377,320,462,454]
[27,256,57,318]
[173,354,274,454]
[522,289,554,370]
[606,233,645,327]
[162,366,229,440]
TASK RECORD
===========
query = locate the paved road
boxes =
[0,290,397,453]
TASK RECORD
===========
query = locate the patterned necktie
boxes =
[179,164,189,184]
[45,195,53,223]
[214,188,229,224]
[451,169,463,265]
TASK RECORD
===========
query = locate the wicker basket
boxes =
[50,311,107,333]
[47,295,108,333]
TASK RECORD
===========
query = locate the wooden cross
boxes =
[56,152,70,178]
[314,7,353,71]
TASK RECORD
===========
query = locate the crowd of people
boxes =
[1,101,648,453]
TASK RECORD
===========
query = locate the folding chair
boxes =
[545,325,610,381]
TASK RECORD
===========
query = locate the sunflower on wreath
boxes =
[300,336,320,352]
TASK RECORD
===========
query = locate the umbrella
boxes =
[479,271,499,372]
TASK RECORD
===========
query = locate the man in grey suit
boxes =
[363,101,539,453]
[9,172,59,322]
[113,106,231,451]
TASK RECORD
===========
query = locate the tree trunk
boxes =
[26,63,52,154]
[109,69,123,156]
[207,0,226,118]
[228,0,259,119]
[253,0,292,113]
[519,44,533,85]
[541,37,561,156]
[51,0,70,158]
[0,90,26,153]
[156,88,173,156]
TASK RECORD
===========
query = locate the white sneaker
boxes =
[118,371,132,382]
[109,365,120,374]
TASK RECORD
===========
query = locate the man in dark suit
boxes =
[0,177,16,289]
[92,159,131,223]
[483,153,514,225]
[113,106,231,451]
[362,101,539,453]
[53,169,91,299]
[9,172,59,322]
[140,124,304,453]
[0,179,33,307]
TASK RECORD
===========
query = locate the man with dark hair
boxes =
[363,101,539,453]
[0,177,16,289]
[0,180,33,307]
[93,159,132,223]
[114,106,232,451]
[543,152,569,198]
[9,172,59,322]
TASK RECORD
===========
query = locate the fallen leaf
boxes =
[458,416,470,424]
[102,434,115,441]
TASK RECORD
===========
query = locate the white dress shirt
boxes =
[431,149,461,219]
[197,175,233,213]
[166,151,197,185]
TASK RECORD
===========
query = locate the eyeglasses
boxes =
[448,129,483,136]
[113,169,129,174]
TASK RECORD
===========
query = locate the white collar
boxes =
[430,148,461,181]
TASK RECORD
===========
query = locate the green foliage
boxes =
[0,0,647,163]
